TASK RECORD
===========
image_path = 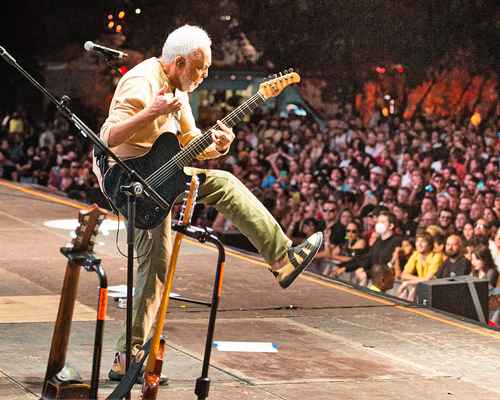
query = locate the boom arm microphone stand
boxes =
[0,45,167,400]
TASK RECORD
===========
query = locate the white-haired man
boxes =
[92,25,322,383]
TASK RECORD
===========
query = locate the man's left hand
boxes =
[212,120,235,153]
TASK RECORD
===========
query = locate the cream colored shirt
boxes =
[92,57,223,185]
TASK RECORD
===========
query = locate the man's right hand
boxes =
[148,84,182,118]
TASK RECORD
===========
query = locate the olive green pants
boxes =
[116,168,291,352]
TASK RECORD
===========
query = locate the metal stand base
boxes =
[171,224,225,400]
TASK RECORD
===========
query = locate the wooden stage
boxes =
[0,179,499,400]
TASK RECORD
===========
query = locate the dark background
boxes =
[1,0,498,115]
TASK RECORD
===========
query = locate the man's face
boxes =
[397,188,409,204]
[322,203,337,222]
[376,215,391,233]
[438,210,453,228]
[445,235,461,258]
[474,219,488,236]
[459,197,472,212]
[178,47,211,92]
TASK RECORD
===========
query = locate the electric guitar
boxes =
[103,70,300,229]
[141,176,200,399]
[41,205,107,400]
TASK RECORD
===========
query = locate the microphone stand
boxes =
[0,45,168,400]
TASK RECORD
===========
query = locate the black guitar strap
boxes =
[93,145,109,179]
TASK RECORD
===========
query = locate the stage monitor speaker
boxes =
[415,276,489,322]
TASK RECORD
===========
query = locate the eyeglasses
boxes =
[323,208,336,213]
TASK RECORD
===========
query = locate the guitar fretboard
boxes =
[174,92,265,167]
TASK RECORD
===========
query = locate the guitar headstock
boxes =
[258,69,300,100]
[179,176,200,225]
[71,205,108,252]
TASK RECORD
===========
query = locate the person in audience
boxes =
[368,264,395,293]
[338,211,402,286]
[436,234,471,278]
[397,232,443,301]
[437,208,455,235]
[462,221,475,243]
[490,228,500,272]
[389,237,414,279]
[470,243,498,289]
[328,221,367,277]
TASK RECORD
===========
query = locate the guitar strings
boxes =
[145,92,263,188]
[144,92,265,189]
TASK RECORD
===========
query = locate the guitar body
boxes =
[41,262,90,400]
[103,133,188,230]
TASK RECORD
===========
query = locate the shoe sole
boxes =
[279,232,323,289]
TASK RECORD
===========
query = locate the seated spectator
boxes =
[308,200,338,275]
[470,244,498,289]
[368,264,395,293]
[490,228,500,273]
[338,211,402,286]
[0,150,16,180]
[327,221,367,276]
[331,208,354,246]
[436,234,471,278]
[397,232,444,301]
[389,237,414,279]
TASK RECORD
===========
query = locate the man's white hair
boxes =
[161,25,211,63]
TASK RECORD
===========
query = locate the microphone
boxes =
[84,41,128,59]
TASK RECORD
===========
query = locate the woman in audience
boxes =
[470,244,498,289]
[328,221,367,277]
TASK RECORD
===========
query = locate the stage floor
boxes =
[1,179,499,400]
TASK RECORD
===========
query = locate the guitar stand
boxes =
[170,224,225,400]
[58,248,108,400]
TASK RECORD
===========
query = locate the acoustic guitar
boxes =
[140,176,200,399]
[103,70,300,230]
[41,205,107,400]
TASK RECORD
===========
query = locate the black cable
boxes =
[114,210,154,260]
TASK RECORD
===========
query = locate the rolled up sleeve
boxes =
[100,76,153,146]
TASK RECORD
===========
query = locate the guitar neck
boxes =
[176,92,265,167]
[43,262,82,383]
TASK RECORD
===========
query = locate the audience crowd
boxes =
[1,73,499,323]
